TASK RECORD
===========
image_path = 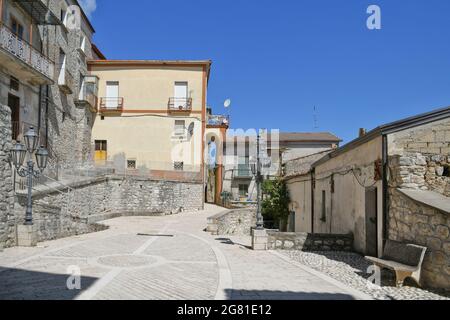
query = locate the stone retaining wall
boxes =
[267,231,353,251]
[208,208,256,236]
[5,175,203,248]
[0,105,14,250]
[389,188,450,289]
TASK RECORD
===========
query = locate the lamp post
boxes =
[10,127,48,226]
[251,134,264,230]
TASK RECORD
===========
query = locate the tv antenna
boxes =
[313,106,319,130]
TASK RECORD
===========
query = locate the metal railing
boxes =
[77,83,98,110]
[0,21,54,80]
[207,114,230,126]
[99,97,124,111]
[234,166,253,178]
[168,97,192,112]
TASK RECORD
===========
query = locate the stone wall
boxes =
[388,189,449,289]
[388,150,450,289]
[390,153,449,196]
[267,231,353,251]
[207,208,256,236]
[6,175,203,248]
[0,105,14,250]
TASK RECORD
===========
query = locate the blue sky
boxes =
[86,0,450,143]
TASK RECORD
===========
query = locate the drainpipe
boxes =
[382,134,389,250]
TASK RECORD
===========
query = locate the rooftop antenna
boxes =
[313,106,319,130]
[224,98,231,123]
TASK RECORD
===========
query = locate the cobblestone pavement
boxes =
[0,205,369,300]
[281,251,450,300]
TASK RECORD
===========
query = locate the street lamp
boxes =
[10,127,48,226]
[250,135,265,230]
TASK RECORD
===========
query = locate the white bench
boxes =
[365,240,427,287]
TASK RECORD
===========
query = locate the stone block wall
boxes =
[267,231,353,251]
[388,189,450,289]
[5,175,203,248]
[209,208,256,236]
[0,105,14,250]
[388,150,450,289]
[390,153,449,196]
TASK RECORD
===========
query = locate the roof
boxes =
[88,60,213,79]
[275,132,341,143]
[225,132,341,144]
[91,44,106,60]
[284,150,334,179]
[73,0,96,33]
[313,106,450,167]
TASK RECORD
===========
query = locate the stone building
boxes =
[284,107,450,289]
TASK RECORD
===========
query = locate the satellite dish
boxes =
[187,122,195,136]
[224,99,231,108]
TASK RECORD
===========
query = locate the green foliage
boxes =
[261,178,290,230]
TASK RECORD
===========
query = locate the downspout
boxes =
[382,134,389,249]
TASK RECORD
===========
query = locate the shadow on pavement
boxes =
[225,289,356,300]
[215,238,252,250]
[0,267,98,300]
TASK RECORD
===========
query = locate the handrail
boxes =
[99,97,124,111]
[168,97,192,111]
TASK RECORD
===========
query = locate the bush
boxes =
[261,178,290,231]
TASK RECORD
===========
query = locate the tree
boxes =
[261,178,290,231]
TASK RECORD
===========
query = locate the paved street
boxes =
[0,205,369,300]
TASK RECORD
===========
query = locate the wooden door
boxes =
[94,140,107,163]
[8,94,20,140]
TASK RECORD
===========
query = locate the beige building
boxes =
[88,60,212,182]
[284,107,450,289]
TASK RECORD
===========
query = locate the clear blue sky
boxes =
[88,0,450,143]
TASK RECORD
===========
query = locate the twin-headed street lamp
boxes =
[10,127,49,226]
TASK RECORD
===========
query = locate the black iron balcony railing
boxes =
[0,21,54,80]
[99,97,124,112]
[168,97,192,112]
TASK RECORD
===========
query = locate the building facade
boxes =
[284,107,450,289]
[222,132,340,203]
[88,60,211,183]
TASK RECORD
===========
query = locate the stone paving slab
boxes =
[0,205,367,300]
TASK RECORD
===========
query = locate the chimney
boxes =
[359,128,367,137]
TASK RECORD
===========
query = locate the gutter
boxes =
[382,134,389,250]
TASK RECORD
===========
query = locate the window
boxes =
[239,184,249,197]
[11,17,24,39]
[127,160,137,170]
[174,162,184,171]
[95,140,107,151]
[320,190,327,222]
[174,120,185,136]
[10,77,19,91]
[80,35,86,52]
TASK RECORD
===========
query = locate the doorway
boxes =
[94,140,107,163]
[365,187,378,256]
[8,94,20,140]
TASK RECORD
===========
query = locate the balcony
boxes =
[75,77,98,112]
[99,97,124,113]
[58,66,74,94]
[207,114,230,127]
[233,166,253,179]
[0,22,54,84]
[168,97,192,113]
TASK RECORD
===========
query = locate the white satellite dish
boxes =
[224,99,231,108]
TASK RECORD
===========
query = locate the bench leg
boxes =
[395,271,412,288]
